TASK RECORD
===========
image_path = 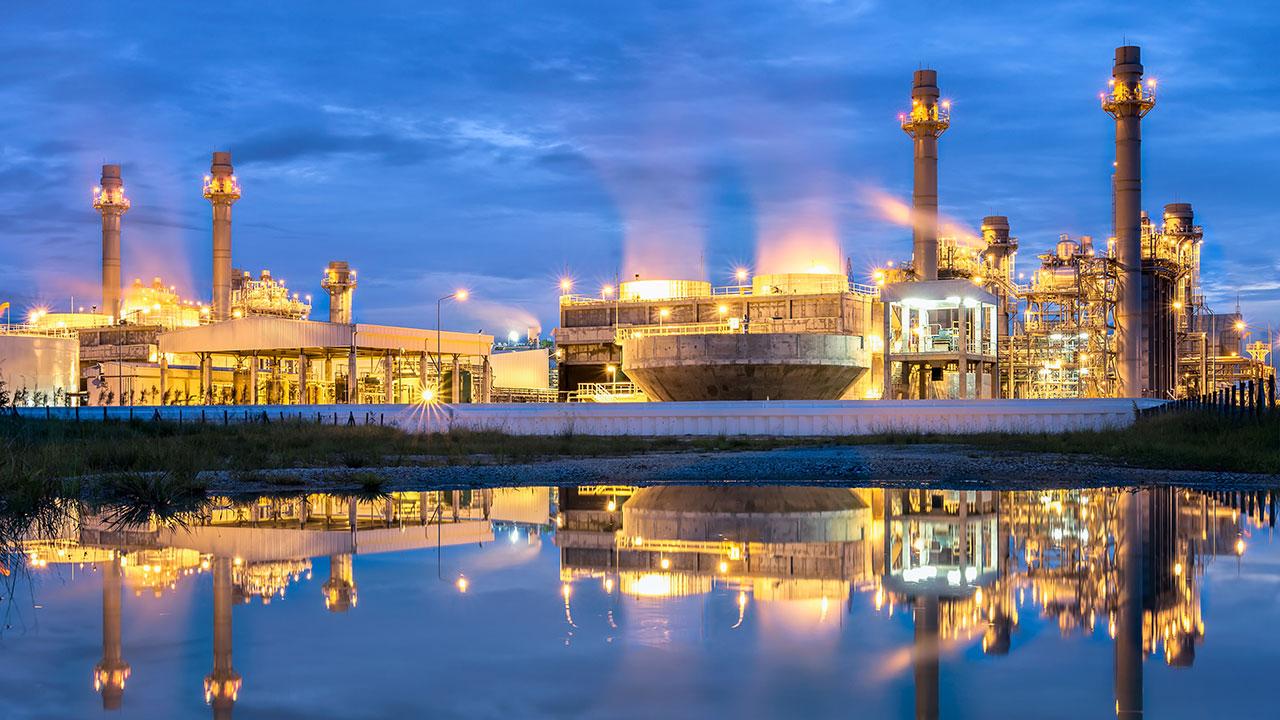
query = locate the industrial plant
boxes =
[555,46,1275,403]
[0,153,559,407]
[0,46,1273,408]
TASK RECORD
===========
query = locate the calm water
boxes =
[1,485,1276,719]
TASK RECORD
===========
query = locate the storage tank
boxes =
[751,272,849,295]
[618,279,711,302]
[0,333,80,404]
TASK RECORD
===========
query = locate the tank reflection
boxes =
[19,488,551,716]
[15,485,1266,717]
[556,485,1263,720]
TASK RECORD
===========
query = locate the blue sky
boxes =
[2,1,1278,341]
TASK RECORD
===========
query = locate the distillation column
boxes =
[1102,46,1156,397]
[321,261,358,324]
[204,152,241,321]
[93,165,130,321]
[901,70,950,281]
[93,553,130,710]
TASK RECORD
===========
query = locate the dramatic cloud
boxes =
[1,1,1278,334]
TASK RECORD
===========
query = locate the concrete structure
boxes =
[424,398,1162,436]
[204,152,241,321]
[321,261,357,324]
[92,164,129,320]
[901,69,950,281]
[557,272,881,401]
[1102,46,1156,398]
[623,332,870,401]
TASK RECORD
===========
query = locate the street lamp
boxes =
[659,307,670,327]
[606,363,617,389]
[436,289,469,395]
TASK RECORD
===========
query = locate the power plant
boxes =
[0,46,1273,408]
[554,46,1274,403]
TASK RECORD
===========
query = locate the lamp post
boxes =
[606,363,617,390]
[435,289,469,394]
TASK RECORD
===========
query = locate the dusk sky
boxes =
[2,1,1278,341]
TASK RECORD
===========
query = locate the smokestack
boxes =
[321,261,357,324]
[980,215,1016,270]
[204,152,241,321]
[92,164,129,321]
[1103,46,1156,398]
[901,69,950,281]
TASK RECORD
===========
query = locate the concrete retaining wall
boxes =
[17,398,1165,437]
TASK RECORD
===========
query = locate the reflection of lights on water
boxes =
[732,590,749,629]
[718,561,728,574]
[456,576,469,593]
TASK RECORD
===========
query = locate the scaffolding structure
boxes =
[1007,236,1119,398]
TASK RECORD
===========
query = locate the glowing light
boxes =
[1236,538,1246,555]
[559,278,573,293]
[456,576,469,593]
[660,557,671,570]
[718,561,729,573]
[606,499,617,512]
[1234,320,1246,332]
[601,284,614,297]
[735,267,749,283]
[718,304,728,315]
[454,289,469,302]
[421,388,437,403]
[659,308,670,318]
[507,330,520,343]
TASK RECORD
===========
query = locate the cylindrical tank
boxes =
[751,272,849,296]
[0,333,80,404]
[618,279,711,302]
[1055,235,1079,260]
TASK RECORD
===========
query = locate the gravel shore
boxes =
[194,444,1280,494]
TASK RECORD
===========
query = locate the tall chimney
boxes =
[901,69,950,281]
[1103,46,1156,398]
[321,261,357,324]
[93,164,129,321]
[203,152,241,321]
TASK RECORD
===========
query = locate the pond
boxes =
[0,485,1275,719]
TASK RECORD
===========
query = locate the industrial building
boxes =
[553,46,1274,402]
[2,153,501,406]
[0,47,1273,408]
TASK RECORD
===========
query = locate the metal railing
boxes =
[567,382,647,403]
[0,323,80,338]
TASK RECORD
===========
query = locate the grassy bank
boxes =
[0,409,1276,484]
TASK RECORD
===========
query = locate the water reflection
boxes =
[3,484,1274,718]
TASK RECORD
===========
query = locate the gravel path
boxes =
[195,444,1280,494]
